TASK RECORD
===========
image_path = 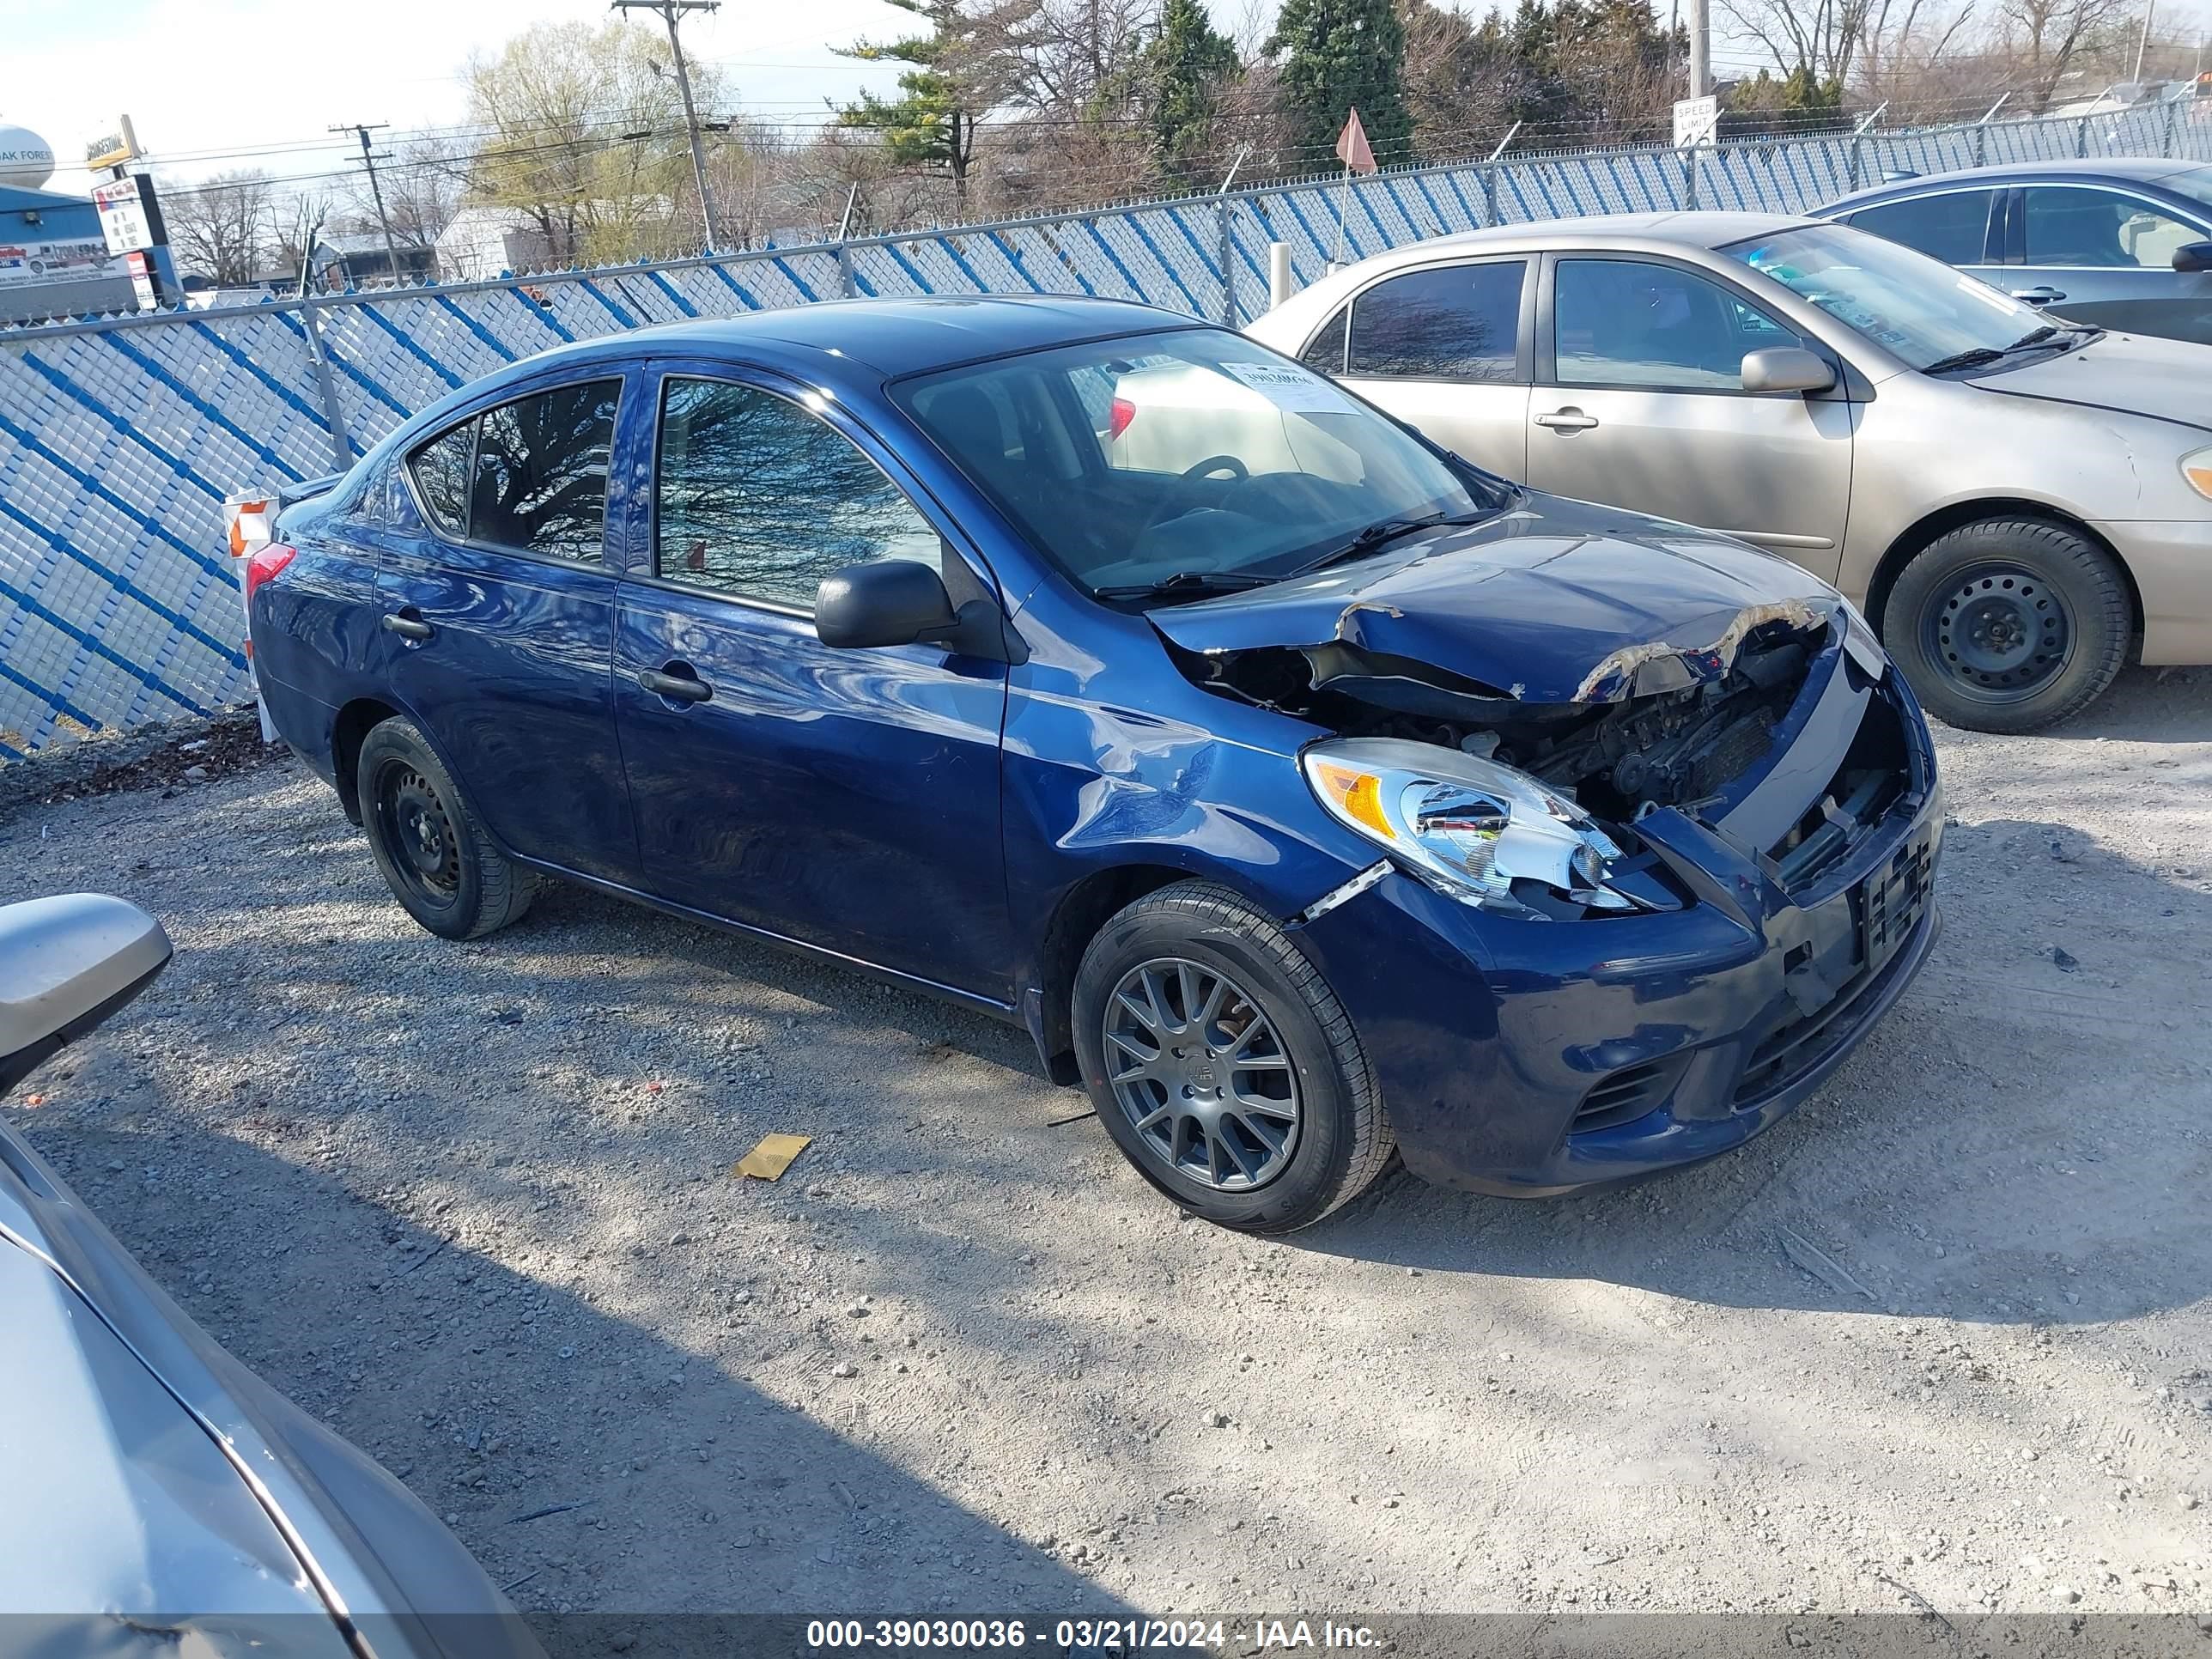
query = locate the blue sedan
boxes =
[1819,156,2212,343]
[246,297,1942,1231]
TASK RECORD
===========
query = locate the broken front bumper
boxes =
[1293,653,1944,1198]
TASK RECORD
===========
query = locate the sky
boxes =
[2,0,927,197]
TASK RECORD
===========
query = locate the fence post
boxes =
[296,301,352,471]
[1483,164,1498,226]
[2165,97,2180,158]
[1217,197,1237,326]
[1683,148,1698,210]
[2076,117,2089,157]
[837,241,856,299]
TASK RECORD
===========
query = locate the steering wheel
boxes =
[1182,454,1250,483]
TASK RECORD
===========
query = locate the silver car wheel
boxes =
[1100,957,1302,1192]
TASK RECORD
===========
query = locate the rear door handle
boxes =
[1534,408,1601,432]
[639,665,714,705]
[381,610,433,642]
[2010,285,2067,305]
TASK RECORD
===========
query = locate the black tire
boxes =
[1881,518,2130,734]
[356,717,537,940]
[1071,880,1393,1233]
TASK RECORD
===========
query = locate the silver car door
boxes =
[1328,257,1533,483]
[2014,183,2212,344]
[1525,254,1856,577]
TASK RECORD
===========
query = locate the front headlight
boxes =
[1302,738,1641,919]
[2183,447,2212,503]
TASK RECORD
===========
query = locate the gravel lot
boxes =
[4,669,2210,1621]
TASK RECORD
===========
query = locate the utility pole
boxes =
[331,122,405,286]
[612,0,721,253]
[1686,0,1712,99]
[2133,0,2155,82]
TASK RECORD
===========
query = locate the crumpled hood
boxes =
[1147,492,1844,703]
[1987,331,2212,434]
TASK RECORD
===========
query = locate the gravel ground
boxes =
[3,668,2210,1620]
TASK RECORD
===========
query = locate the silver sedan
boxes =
[1246,211,2212,731]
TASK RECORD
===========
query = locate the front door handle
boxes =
[381,610,433,642]
[639,665,714,705]
[2010,285,2068,305]
[1534,408,1601,432]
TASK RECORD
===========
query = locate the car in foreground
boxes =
[1816,157,2212,343]
[0,894,544,1657]
[1245,211,2212,733]
[246,298,1940,1231]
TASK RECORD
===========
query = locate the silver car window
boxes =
[1553,258,1798,391]
[1845,189,1999,264]
[2021,186,2202,268]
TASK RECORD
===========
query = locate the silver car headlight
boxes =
[1302,738,1640,918]
[2183,446,2212,503]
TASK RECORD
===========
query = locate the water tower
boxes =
[0,120,58,191]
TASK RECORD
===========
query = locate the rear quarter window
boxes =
[408,422,473,537]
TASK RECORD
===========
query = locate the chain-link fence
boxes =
[3,97,2205,756]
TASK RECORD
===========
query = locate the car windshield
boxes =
[2154,163,2212,216]
[1725,222,2056,371]
[890,327,1504,598]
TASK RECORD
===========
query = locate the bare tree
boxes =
[162,169,276,286]
[274,191,334,295]
[1718,0,1875,91]
[1995,0,2142,110]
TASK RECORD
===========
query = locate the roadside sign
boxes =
[93,174,161,255]
[84,116,141,174]
[1674,94,1720,149]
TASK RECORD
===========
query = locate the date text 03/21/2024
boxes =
[804,1620,1382,1650]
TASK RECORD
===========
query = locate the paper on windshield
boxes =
[1220,359,1359,415]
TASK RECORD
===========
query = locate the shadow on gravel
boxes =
[2014,665,2212,744]
[19,1118,1133,1623]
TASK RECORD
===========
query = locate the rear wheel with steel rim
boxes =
[1072,880,1394,1232]
[356,717,537,940]
[1883,518,2130,734]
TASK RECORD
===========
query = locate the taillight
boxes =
[245,543,295,605]
[1107,396,1136,441]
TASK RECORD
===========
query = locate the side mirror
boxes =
[2172,241,2212,274]
[815,559,961,650]
[0,895,173,1096]
[1741,346,1838,395]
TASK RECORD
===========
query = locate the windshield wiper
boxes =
[1092,569,1282,601]
[1295,511,1487,576]
[1923,325,2074,376]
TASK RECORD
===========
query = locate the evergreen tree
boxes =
[1267,0,1413,165]
[1146,0,1243,178]
[834,0,983,205]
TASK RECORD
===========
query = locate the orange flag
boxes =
[1335,107,1377,175]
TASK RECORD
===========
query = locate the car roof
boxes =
[1331,210,1814,263]
[1822,155,2210,210]
[479,294,1203,388]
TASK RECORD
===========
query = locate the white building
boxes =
[434,207,556,284]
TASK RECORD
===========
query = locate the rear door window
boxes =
[466,379,623,563]
[1846,190,1999,264]
[1347,261,1527,380]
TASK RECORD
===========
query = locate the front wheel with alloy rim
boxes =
[356,717,538,940]
[1881,518,2131,734]
[1071,880,1394,1232]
